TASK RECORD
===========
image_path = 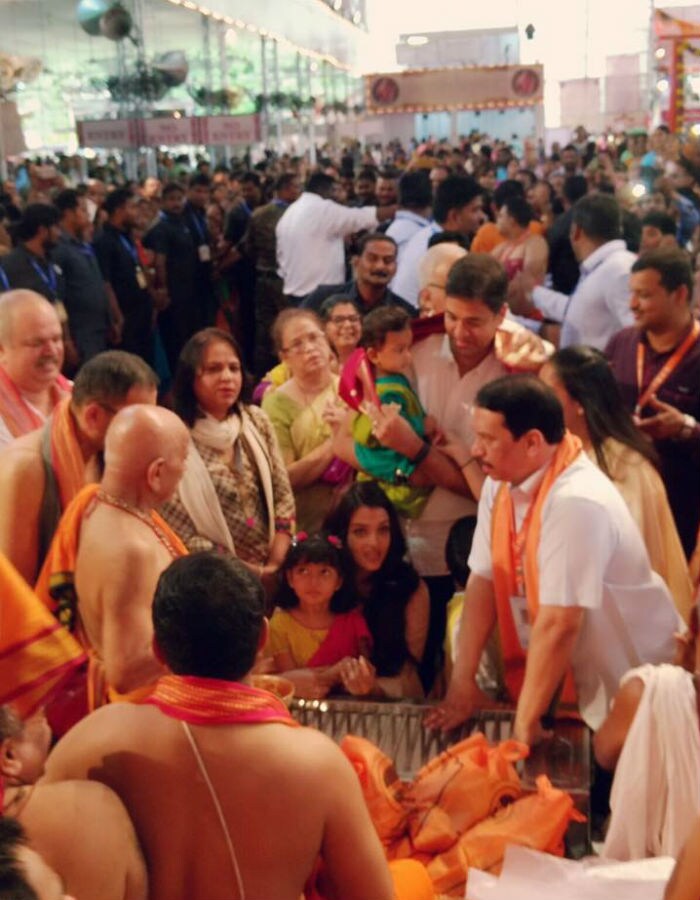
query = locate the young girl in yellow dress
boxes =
[267,533,371,699]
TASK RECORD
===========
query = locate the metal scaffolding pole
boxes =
[272,39,283,149]
[260,36,270,148]
[306,56,316,165]
[218,22,231,166]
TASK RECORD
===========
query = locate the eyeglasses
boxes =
[328,314,361,326]
[282,332,327,355]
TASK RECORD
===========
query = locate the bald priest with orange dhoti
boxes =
[427,375,680,745]
[35,405,189,726]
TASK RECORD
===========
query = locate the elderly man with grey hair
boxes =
[417,242,467,317]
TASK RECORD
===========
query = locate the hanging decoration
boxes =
[152,51,189,88]
[106,62,169,102]
[189,85,242,111]
[99,4,133,41]
[76,0,115,37]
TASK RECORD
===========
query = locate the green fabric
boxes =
[353,373,431,519]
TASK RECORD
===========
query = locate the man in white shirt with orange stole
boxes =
[427,375,679,745]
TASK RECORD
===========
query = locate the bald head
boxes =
[418,244,468,292]
[103,405,189,505]
[418,244,467,316]
[0,290,65,394]
[0,289,61,345]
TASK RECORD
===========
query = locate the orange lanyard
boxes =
[635,320,700,416]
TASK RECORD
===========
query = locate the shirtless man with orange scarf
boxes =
[0,350,158,584]
[44,553,401,900]
[427,375,679,745]
[36,405,189,717]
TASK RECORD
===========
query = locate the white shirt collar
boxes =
[580,239,626,275]
[509,458,551,505]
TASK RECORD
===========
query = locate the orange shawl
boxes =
[36,484,188,711]
[48,396,87,510]
[146,675,299,726]
[0,551,86,718]
[490,432,582,705]
[0,365,71,440]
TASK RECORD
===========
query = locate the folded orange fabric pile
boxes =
[341,733,585,897]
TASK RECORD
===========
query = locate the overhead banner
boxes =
[77,114,260,149]
[364,64,544,115]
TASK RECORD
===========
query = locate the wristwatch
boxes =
[678,413,698,440]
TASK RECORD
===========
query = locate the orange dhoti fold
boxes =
[340,734,583,897]
[490,432,582,707]
[35,484,187,716]
[0,551,86,718]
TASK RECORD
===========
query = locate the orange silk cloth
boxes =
[48,396,88,510]
[146,675,299,726]
[490,432,582,705]
[470,220,545,254]
[35,484,187,711]
[0,365,71,440]
[0,551,86,718]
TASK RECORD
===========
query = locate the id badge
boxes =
[198,244,211,263]
[509,595,531,649]
[135,267,147,290]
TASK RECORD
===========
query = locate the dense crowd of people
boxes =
[0,124,699,899]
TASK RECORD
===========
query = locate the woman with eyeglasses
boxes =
[262,308,350,532]
[320,294,363,369]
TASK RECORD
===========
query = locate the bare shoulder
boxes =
[29,778,135,826]
[44,704,159,781]
[268,724,356,782]
[81,511,157,566]
[0,433,43,483]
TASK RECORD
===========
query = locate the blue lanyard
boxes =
[119,233,138,265]
[29,258,57,295]
[272,199,289,209]
[188,210,206,243]
[0,266,8,290]
[79,241,95,259]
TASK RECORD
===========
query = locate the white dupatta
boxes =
[177,408,275,555]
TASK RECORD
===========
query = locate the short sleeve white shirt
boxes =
[275,192,378,296]
[390,221,442,308]
[385,210,432,272]
[469,453,680,729]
